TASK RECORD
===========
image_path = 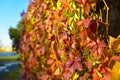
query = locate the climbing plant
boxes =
[20,0,120,80]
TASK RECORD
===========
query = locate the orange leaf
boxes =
[112,56,120,62]
[84,3,90,14]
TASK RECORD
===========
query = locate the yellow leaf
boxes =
[96,70,102,79]
[111,37,120,53]
[57,1,61,10]
[111,61,120,80]
[73,72,79,80]
[54,68,61,75]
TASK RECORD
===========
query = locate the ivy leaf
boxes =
[47,59,54,65]
[84,18,92,28]
[65,60,74,68]
[57,1,62,10]
[71,41,77,49]
[73,72,79,80]
[84,3,90,14]
[77,20,84,29]
[40,46,45,55]
[79,29,86,41]
[64,39,71,47]
[54,68,61,75]
[60,30,67,40]
[85,60,94,69]
[63,70,72,80]
[98,40,106,48]
[89,20,98,33]
[93,70,99,80]
[82,0,86,5]
[75,0,83,4]
[31,16,35,24]
[86,27,95,40]
[40,75,50,80]
[112,56,120,62]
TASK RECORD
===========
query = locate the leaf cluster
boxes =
[20,0,120,80]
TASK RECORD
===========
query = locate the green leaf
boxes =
[83,47,90,56]
[31,16,35,24]
[26,24,31,31]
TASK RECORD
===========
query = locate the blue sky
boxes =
[0,0,29,47]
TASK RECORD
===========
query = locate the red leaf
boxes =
[75,57,81,62]
[84,3,90,14]
[61,4,67,12]
[93,70,99,80]
[63,70,72,80]
[75,61,83,71]
[40,75,50,80]
[89,20,98,33]
[79,29,86,41]
[84,18,92,28]
[70,35,75,42]
[75,0,83,4]
[98,40,106,48]
[64,40,71,46]
[98,47,104,56]
[82,0,86,5]
[47,59,54,65]
[86,60,94,69]
[71,41,77,49]
[65,60,74,68]
[86,28,95,40]
[40,46,45,55]
[60,30,67,40]
[112,56,120,62]
[77,20,84,29]
[103,72,111,80]
[102,68,111,80]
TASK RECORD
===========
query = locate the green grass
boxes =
[0,54,21,60]
[8,66,22,80]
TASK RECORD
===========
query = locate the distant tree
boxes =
[9,19,24,51]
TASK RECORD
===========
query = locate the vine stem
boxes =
[102,0,109,38]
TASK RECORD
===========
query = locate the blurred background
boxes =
[0,0,28,79]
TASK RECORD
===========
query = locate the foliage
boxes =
[9,19,24,51]
[20,0,120,80]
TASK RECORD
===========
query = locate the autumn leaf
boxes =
[86,60,94,69]
[89,20,98,33]
[79,29,86,41]
[112,56,120,62]
[77,20,84,29]
[40,75,50,80]
[84,3,90,14]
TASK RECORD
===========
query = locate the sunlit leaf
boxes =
[57,1,62,10]
[54,68,61,75]
[72,1,76,9]
[79,29,86,41]
[73,72,79,80]
[31,16,35,24]
[111,61,120,80]
[96,70,102,79]
[84,3,90,14]
[112,56,120,62]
